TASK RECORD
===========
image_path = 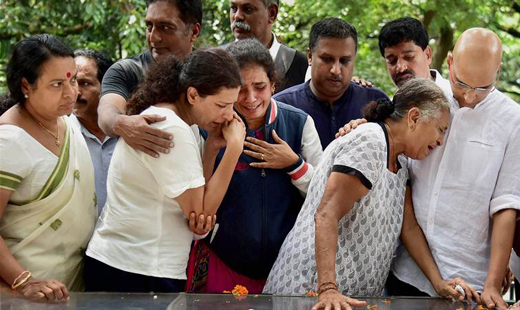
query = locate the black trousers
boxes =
[386,271,430,297]
[84,256,186,293]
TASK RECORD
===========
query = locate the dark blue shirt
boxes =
[274,81,389,149]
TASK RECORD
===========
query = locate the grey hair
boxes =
[262,0,279,8]
[398,78,450,121]
[363,78,450,122]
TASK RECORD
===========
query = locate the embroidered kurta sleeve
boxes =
[331,126,385,190]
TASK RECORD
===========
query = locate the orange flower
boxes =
[478,306,485,310]
[305,291,318,297]
[222,285,249,301]
[231,285,249,297]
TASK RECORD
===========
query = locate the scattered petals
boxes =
[223,285,249,300]
[367,305,378,309]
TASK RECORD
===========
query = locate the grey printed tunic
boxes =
[263,123,408,296]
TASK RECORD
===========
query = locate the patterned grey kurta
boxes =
[263,123,408,296]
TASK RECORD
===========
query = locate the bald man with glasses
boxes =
[389,28,520,310]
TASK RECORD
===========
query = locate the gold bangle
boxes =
[11,272,31,290]
[10,271,30,288]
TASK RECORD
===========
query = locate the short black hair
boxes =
[74,49,114,83]
[378,17,429,57]
[226,38,278,85]
[146,0,202,26]
[309,18,358,52]
[6,34,74,108]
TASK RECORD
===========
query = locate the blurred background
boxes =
[0,0,518,100]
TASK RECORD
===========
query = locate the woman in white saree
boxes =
[0,34,97,302]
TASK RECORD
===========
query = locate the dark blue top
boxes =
[274,81,389,149]
[204,101,308,279]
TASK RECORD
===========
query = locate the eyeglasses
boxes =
[449,65,497,96]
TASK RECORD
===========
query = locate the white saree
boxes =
[0,117,97,291]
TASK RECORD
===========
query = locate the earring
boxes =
[24,94,28,99]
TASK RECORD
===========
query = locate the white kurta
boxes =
[392,79,520,295]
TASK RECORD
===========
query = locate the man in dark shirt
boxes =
[98,0,202,157]
[229,0,307,93]
[274,18,388,149]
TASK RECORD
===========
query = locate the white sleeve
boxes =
[287,116,323,196]
[0,127,33,191]
[143,122,205,199]
[489,125,520,216]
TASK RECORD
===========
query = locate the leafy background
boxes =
[0,0,519,101]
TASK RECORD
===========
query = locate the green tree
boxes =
[1,0,519,101]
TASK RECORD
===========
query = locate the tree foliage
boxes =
[0,0,519,100]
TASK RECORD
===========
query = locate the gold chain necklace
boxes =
[22,106,61,147]
[384,122,397,172]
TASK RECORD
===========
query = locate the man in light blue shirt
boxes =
[71,49,115,215]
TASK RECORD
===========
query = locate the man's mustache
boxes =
[328,75,343,82]
[395,70,415,81]
[231,21,251,31]
[76,97,88,104]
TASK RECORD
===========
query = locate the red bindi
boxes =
[66,72,71,78]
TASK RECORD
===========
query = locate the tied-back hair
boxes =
[363,78,449,122]
[4,34,74,110]
[127,48,243,116]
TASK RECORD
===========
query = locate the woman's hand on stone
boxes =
[244,129,300,169]
[17,278,69,303]
[311,289,367,310]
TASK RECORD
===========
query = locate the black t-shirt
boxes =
[100,51,154,100]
